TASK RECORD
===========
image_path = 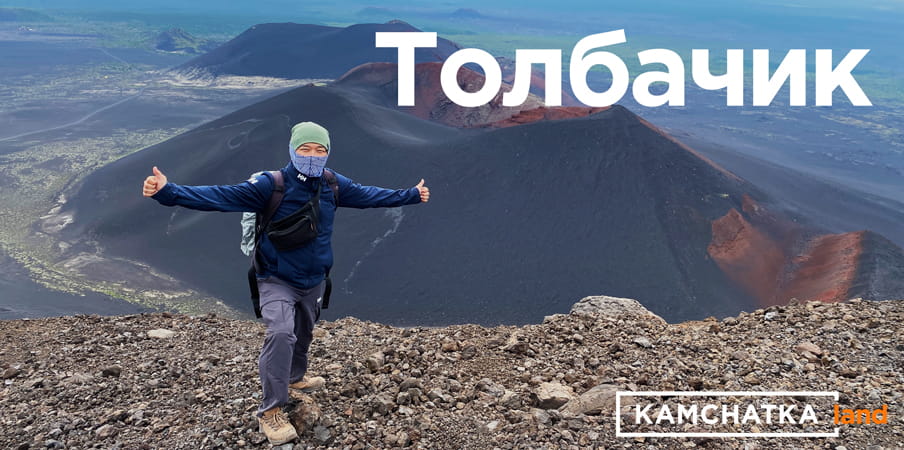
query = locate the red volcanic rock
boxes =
[783,231,865,304]
[498,59,581,106]
[708,208,787,305]
[708,195,874,308]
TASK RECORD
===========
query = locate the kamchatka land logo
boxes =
[616,391,890,438]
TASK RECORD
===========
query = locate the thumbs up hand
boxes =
[415,178,430,203]
[143,166,168,197]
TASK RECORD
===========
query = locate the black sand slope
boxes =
[176,21,460,79]
[0,250,151,320]
[61,84,904,325]
[350,105,765,325]
[682,134,904,249]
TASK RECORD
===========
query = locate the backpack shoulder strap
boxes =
[252,170,284,274]
[322,169,339,203]
[319,169,338,310]
[260,170,285,225]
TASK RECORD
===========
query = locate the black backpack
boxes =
[248,169,339,318]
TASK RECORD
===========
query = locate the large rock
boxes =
[570,296,665,322]
[147,329,176,339]
[371,393,395,416]
[532,382,574,409]
[366,352,385,372]
[559,384,624,417]
[1,367,21,379]
[288,393,322,432]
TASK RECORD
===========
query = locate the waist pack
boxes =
[248,169,339,318]
[266,180,322,252]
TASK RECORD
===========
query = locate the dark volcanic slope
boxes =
[0,250,151,320]
[61,85,904,326]
[359,105,761,324]
[177,21,460,79]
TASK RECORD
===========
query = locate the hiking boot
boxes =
[257,407,298,445]
[289,375,325,393]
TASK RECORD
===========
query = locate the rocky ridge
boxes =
[1,296,902,449]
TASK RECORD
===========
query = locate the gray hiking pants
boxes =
[255,276,324,417]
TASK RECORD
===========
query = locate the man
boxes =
[142,121,430,445]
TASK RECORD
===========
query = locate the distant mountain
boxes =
[153,28,217,54]
[57,83,904,325]
[176,20,580,108]
[175,21,462,79]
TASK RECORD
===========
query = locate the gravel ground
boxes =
[1,296,902,449]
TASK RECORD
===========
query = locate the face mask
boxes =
[290,145,328,177]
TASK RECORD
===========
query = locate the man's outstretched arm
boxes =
[335,173,430,209]
[142,166,271,213]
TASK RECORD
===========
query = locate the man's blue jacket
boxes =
[151,162,421,290]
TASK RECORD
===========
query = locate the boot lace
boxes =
[263,410,288,429]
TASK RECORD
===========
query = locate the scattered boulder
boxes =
[570,296,665,322]
[1,366,21,379]
[371,393,395,416]
[288,393,322,432]
[559,384,623,417]
[502,333,530,354]
[441,338,460,352]
[146,329,175,339]
[794,341,824,362]
[101,365,122,377]
[366,351,385,372]
[94,424,116,438]
[499,390,522,409]
[532,382,574,409]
